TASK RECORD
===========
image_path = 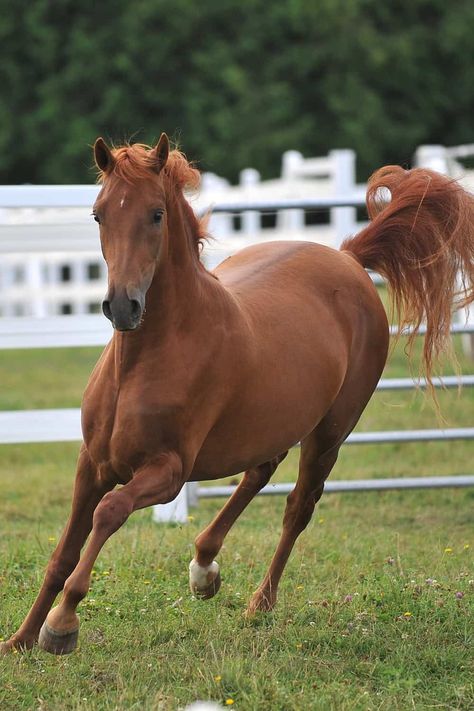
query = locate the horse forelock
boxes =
[96,142,207,250]
[96,143,201,194]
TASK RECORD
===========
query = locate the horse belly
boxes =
[191,354,344,481]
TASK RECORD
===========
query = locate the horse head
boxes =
[92,134,170,331]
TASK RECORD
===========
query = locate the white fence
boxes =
[1,149,474,519]
[3,142,474,318]
[1,312,473,516]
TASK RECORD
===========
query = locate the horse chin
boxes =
[113,319,142,332]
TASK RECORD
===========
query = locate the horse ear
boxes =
[151,133,169,173]
[94,137,115,173]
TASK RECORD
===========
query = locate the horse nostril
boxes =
[130,299,142,321]
[102,300,112,321]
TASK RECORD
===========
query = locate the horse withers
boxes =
[2,134,473,655]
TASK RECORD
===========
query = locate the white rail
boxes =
[1,316,474,350]
[1,408,473,447]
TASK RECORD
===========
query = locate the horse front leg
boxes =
[0,446,112,655]
[37,451,183,655]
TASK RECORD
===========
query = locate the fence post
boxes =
[240,168,261,234]
[200,173,232,237]
[25,257,47,317]
[414,145,450,173]
[279,150,305,231]
[152,484,189,523]
[187,482,199,507]
[71,260,88,314]
[330,149,357,248]
[461,306,474,359]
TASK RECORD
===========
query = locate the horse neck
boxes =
[148,192,206,317]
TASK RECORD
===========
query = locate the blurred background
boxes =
[1,0,474,320]
[1,0,474,184]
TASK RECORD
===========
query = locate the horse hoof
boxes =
[38,620,79,655]
[189,559,221,599]
[0,640,13,655]
[245,590,276,616]
[0,636,34,654]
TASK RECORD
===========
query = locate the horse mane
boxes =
[96,142,207,248]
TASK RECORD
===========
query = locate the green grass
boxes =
[0,326,473,710]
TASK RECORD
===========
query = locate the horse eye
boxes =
[92,213,100,224]
[153,210,164,225]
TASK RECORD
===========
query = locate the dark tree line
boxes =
[1,0,473,184]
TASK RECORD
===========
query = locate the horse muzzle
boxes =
[102,289,145,331]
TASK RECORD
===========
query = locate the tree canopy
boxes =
[1,0,473,184]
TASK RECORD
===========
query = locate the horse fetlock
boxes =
[63,577,89,606]
[189,558,221,599]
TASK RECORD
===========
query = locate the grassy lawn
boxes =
[0,328,473,709]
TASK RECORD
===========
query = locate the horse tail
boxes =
[341,165,474,393]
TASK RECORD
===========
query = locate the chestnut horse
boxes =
[2,135,473,655]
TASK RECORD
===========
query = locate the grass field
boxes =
[0,332,473,710]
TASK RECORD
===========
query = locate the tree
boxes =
[1,0,473,184]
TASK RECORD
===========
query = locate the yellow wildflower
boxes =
[214,675,222,683]
[225,700,234,706]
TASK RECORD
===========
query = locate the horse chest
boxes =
[82,377,185,476]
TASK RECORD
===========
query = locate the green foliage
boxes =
[1,1,474,184]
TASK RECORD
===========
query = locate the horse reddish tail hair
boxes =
[341,165,474,396]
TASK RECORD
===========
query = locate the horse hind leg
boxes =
[246,336,386,615]
[246,423,342,615]
[189,452,287,599]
